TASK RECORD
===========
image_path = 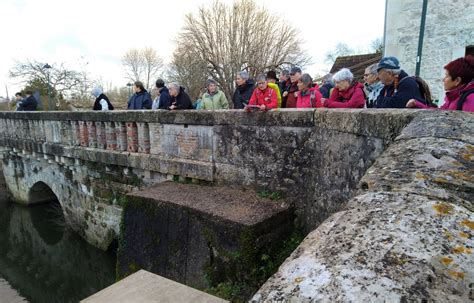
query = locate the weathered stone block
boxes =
[118,182,294,292]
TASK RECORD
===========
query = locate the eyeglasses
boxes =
[290,73,296,76]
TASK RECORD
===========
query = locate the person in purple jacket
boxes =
[406,55,474,112]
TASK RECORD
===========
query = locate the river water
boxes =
[0,188,116,303]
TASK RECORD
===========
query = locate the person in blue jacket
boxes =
[154,79,172,110]
[17,91,37,111]
[127,81,152,109]
[375,56,424,108]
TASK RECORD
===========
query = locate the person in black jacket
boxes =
[375,56,424,108]
[154,79,172,110]
[92,87,114,110]
[319,73,334,99]
[232,71,255,109]
[168,82,193,110]
[17,91,37,111]
[127,81,152,109]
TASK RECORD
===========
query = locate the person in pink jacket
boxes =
[247,74,278,111]
[406,55,474,112]
[296,73,322,108]
[322,68,365,108]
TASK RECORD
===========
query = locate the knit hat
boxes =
[290,67,302,74]
[91,87,103,98]
[377,56,400,71]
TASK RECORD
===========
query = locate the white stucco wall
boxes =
[384,0,474,102]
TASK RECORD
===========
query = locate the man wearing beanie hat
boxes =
[375,56,424,108]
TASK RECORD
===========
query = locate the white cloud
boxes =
[0,0,385,96]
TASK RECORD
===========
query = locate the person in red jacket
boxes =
[322,68,365,108]
[247,74,278,111]
[406,55,474,112]
[296,74,322,108]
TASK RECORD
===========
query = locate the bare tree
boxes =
[122,48,144,83]
[168,44,209,101]
[324,43,355,65]
[122,47,164,90]
[370,37,384,54]
[142,47,164,91]
[172,0,311,100]
[9,60,85,96]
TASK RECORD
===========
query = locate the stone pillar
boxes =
[32,120,41,141]
[44,121,54,142]
[28,120,36,141]
[60,120,73,146]
[149,123,163,155]
[52,121,61,143]
[6,119,13,137]
[79,121,89,147]
[21,120,30,140]
[71,121,81,146]
[87,121,97,148]
[38,120,46,141]
[105,122,117,150]
[126,122,138,153]
[96,122,106,149]
[137,122,150,154]
[0,119,5,136]
[116,122,128,151]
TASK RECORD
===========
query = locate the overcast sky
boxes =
[0,0,385,96]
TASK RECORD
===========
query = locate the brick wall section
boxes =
[79,121,89,147]
[72,120,80,146]
[116,122,127,151]
[126,122,138,152]
[96,122,106,149]
[137,122,150,154]
[105,122,117,150]
[87,121,97,148]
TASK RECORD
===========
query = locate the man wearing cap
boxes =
[375,56,423,108]
[282,67,301,108]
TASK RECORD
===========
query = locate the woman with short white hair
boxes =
[322,68,365,108]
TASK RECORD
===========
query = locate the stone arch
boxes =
[28,181,59,204]
[28,181,66,245]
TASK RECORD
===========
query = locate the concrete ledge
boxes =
[118,182,294,290]
[81,270,228,303]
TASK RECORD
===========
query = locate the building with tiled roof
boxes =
[329,53,382,82]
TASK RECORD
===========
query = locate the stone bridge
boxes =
[0,109,410,249]
[0,109,472,301]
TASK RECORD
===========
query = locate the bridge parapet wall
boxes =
[0,109,418,236]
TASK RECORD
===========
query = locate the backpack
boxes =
[412,76,436,107]
[457,88,474,110]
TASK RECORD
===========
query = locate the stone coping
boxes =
[81,270,228,303]
[0,109,438,140]
[127,182,290,226]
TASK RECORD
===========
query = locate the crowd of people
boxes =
[121,55,473,113]
[15,55,474,113]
